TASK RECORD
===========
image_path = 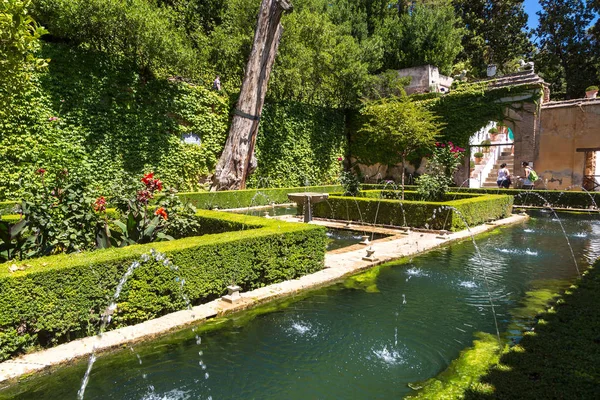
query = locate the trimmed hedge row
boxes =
[176,185,344,210]
[0,210,327,361]
[456,188,600,209]
[362,184,600,209]
[305,191,513,231]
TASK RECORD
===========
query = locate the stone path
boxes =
[0,214,527,385]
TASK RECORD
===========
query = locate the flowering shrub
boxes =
[99,172,172,247]
[417,142,465,201]
[1,170,201,261]
[432,141,465,177]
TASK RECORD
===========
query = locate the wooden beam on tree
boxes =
[211,0,292,191]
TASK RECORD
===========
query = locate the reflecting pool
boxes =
[2,211,599,399]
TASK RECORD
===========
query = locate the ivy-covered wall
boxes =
[249,101,346,188]
[0,43,348,200]
[0,43,230,199]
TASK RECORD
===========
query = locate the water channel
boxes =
[2,211,599,399]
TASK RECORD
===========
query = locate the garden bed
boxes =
[303,191,513,231]
[0,210,327,362]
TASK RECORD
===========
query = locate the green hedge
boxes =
[306,191,513,231]
[455,188,600,209]
[361,185,600,209]
[176,185,344,210]
[0,210,327,361]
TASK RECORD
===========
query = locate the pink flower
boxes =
[337,157,343,162]
[48,116,59,122]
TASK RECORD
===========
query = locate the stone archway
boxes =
[458,83,544,185]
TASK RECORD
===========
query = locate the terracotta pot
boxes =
[475,157,482,163]
[586,90,598,99]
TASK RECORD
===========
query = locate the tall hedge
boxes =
[0,210,327,361]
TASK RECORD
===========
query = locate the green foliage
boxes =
[339,170,361,196]
[535,0,595,99]
[0,0,47,104]
[30,0,197,78]
[0,219,28,262]
[176,185,344,210]
[0,210,327,361]
[0,43,230,200]
[157,189,201,239]
[416,174,450,202]
[586,85,599,91]
[354,97,442,167]
[460,187,600,208]
[249,102,347,188]
[20,169,101,257]
[473,151,484,158]
[309,190,514,231]
[104,172,172,247]
[417,141,465,200]
[415,82,542,147]
[453,0,532,77]
[270,8,373,108]
[377,2,464,75]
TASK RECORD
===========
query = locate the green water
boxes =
[2,211,600,400]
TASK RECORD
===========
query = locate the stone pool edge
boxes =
[0,214,528,386]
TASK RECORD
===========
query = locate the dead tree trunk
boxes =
[211,0,292,191]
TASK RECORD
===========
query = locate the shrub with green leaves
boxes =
[0,210,327,361]
[308,190,513,231]
[20,168,101,257]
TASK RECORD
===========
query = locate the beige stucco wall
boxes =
[536,101,600,189]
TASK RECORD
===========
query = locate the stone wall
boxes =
[536,99,600,189]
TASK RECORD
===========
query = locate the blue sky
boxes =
[524,0,542,30]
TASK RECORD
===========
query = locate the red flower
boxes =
[94,196,107,212]
[337,157,343,162]
[36,168,46,175]
[154,207,168,220]
[141,172,154,186]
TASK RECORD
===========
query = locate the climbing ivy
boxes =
[413,82,544,147]
[248,101,347,188]
[0,43,230,200]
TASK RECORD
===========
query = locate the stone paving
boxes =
[0,214,527,385]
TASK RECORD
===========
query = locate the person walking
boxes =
[497,163,511,188]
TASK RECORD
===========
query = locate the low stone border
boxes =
[0,214,527,385]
